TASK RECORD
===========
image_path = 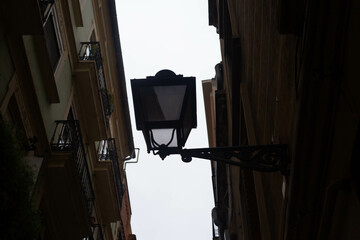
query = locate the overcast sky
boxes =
[116,1,221,239]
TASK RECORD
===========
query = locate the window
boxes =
[43,5,63,73]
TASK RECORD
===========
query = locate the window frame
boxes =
[43,3,64,74]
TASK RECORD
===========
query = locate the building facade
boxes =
[205,0,360,239]
[0,0,136,239]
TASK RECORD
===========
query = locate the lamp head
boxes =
[131,70,197,153]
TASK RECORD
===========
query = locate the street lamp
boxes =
[131,70,289,175]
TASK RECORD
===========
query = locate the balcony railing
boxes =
[97,138,125,208]
[78,42,113,127]
[50,120,95,218]
[87,224,104,240]
[95,224,104,240]
[212,221,220,240]
[83,224,104,240]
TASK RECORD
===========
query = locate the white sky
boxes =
[115,1,221,239]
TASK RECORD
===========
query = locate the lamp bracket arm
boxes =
[158,144,290,176]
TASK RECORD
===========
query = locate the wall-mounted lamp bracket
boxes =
[155,144,290,176]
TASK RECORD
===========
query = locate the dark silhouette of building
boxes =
[0,0,136,239]
[204,0,360,239]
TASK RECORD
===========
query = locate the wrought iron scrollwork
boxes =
[156,144,290,175]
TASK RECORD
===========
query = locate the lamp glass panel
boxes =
[153,85,186,121]
[150,128,178,147]
[141,85,186,122]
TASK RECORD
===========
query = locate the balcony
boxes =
[212,221,220,240]
[74,42,113,141]
[45,120,94,239]
[92,224,104,240]
[79,42,113,126]
[93,138,125,223]
[50,120,95,215]
[98,138,125,206]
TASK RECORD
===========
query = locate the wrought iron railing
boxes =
[50,120,95,218]
[96,224,104,240]
[39,0,54,23]
[78,42,113,127]
[212,221,220,240]
[88,224,104,240]
[97,138,125,208]
[84,224,104,240]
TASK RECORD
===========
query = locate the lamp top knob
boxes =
[154,69,177,79]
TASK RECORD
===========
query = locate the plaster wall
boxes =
[71,0,96,46]
[23,35,73,141]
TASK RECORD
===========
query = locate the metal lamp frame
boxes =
[152,142,289,176]
[131,70,290,176]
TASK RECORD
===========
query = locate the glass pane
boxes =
[153,85,186,121]
[150,129,178,147]
[44,13,60,72]
[141,85,186,122]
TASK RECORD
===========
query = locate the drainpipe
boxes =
[123,148,140,170]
